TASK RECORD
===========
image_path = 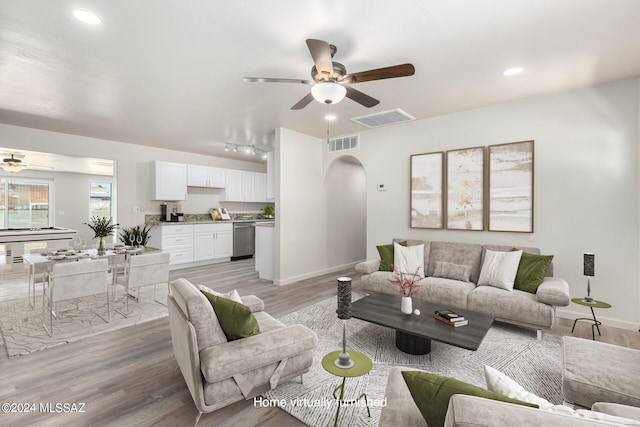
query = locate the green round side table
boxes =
[321,350,373,427]
[571,298,611,340]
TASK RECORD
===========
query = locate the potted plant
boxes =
[119,224,153,248]
[264,205,274,218]
[85,216,118,255]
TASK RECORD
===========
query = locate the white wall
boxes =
[1,124,267,235]
[336,78,639,330]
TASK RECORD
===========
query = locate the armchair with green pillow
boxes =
[167,278,318,426]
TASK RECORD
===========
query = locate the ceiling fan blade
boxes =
[345,86,379,108]
[344,63,415,84]
[243,77,313,84]
[291,92,315,110]
[306,39,333,79]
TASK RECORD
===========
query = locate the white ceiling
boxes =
[1,0,640,164]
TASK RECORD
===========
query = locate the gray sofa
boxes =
[167,278,318,425]
[379,337,640,426]
[355,239,571,333]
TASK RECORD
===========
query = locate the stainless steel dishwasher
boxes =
[232,221,255,260]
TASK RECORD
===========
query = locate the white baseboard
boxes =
[556,307,640,331]
[274,260,363,286]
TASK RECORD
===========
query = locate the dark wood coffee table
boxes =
[350,292,494,355]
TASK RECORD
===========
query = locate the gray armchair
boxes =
[168,278,317,426]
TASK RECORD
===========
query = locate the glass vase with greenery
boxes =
[85,216,118,254]
[119,224,153,248]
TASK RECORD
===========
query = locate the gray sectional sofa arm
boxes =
[355,259,380,274]
[200,324,318,383]
[536,277,571,306]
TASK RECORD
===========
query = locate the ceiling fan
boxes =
[1,153,52,173]
[244,39,415,110]
[2,154,27,172]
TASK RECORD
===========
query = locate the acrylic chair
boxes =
[113,251,170,317]
[42,258,110,336]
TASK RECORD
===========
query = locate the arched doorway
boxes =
[324,155,366,266]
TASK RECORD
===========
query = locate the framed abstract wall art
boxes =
[446,147,485,230]
[488,140,534,232]
[410,151,444,229]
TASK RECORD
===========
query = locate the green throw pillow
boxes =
[376,241,407,271]
[401,371,538,427]
[201,290,260,341]
[513,251,554,294]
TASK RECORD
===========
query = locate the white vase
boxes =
[401,296,413,315]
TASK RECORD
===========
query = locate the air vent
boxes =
[328,135,359,153]
[351,108,415,128]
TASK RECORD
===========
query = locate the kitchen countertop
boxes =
[254,222,275,227]
[146,218,275,226]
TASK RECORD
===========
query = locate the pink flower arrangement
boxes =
[388,264,423,298]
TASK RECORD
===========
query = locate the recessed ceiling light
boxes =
[503,67,523,76]
[73,9,102,25]
[325,114,337,121]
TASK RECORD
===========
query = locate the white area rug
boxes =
[0,285,169,357]
[265,295,562,427]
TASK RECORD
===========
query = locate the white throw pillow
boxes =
[477,249,523,290]
[484,365,553,410]
[198,284,243,304]
[393,243,425,277]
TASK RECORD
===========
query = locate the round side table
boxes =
[321,350,373,427]
[571,298,611,340]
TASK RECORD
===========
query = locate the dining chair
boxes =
[42,258,110,336]
[28,260,49,309]
[113,251,170,317]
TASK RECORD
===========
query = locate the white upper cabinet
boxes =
[253,172,267,203]
[222,169,244,201]
[150,161,187,201]
[187,165,226,188]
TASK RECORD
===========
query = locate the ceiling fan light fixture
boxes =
[312,82,346,105]
[503,66,523,76]
[2,162,23,172]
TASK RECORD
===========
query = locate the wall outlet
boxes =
[132,205,140,213]
[377,184,387,192]
[58,210,65,216]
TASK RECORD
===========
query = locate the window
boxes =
[90,181,112,218]
[0,178,52,229]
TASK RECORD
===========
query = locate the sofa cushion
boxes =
[484,365,554,409]
[418,277,474,309]
[394,238,432,275]
[514,252,554,294]
[477,249,523,290]
[401,370,537,427]
[394,242,425,277]
[433,261,471,282]
[427,241,484,284]
[467,285,554,329]
[377,241,406,271]
[170,278,228,350]
[201,291,261,341]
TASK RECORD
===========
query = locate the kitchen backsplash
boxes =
[145,212,272,224]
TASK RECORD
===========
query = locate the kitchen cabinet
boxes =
[253,172,267,202]
[194,224,233,261]
[222,169,243,201]
[147,224,194,265]
[150,161,187,201]
[187,164,226,188]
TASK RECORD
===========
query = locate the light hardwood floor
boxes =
[1,259,639,427]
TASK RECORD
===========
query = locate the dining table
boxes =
[23,246,158,308]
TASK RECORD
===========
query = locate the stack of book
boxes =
[434,309,468,327]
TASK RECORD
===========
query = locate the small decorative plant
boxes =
[264,205,274,217]
[85,216,118,254]
[388,264,423,298]
[119,224,153,248]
